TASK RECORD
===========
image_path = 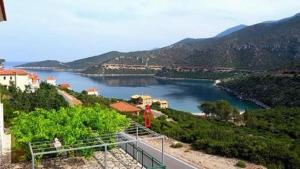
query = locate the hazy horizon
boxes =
[1,0,300,62]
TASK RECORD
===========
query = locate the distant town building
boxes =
[58,83,71,90]
[131,95,153,107]
[110,101,141,115]
[153,99,169,109]
[0,69,39,91]
[45,76,56,86]
[85,88,99,96]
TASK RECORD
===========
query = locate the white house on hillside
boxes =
[45,76,56,86]
[85,88,99,96]
[0,69,37,91]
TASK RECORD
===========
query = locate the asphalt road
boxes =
[120,133,197,169]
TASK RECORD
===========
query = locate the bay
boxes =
[5,62,259,114]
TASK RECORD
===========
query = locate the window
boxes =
[10,76,12,80]
[3,76,6,80]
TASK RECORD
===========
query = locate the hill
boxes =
[17,13,300,73]
[215,24,247,37]
[17,60,66,68]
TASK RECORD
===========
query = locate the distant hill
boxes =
[17,60,66,68]
[17,13,300,72]
[215,24,247,37]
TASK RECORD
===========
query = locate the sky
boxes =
[1,0,300,62]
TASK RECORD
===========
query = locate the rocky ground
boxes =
[1,148,144,169]
[142,136,266,169]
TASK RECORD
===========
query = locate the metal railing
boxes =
[119,141,166,169]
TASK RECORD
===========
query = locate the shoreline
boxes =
[16,66,268,109]
[79,73,155,77]
[153,75,214,81]
[217,85,271,109]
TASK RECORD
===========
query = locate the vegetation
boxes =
[236,160,246,168]
[84,67,158,75]
[220,75,300,107]
[199,100,240,122]
[155,69,244,80]
[11,105,130,159]
[149,105,300,169]
[2,82,68,126]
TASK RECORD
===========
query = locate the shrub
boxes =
[236,160,246,168]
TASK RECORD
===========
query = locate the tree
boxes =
[199,101,215,117]
[199,100,240,121]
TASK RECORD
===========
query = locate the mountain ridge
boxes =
[17,13,300,72]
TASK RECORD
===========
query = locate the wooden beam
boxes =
[0,0,7,21]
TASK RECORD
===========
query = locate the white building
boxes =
[153,99,169,109]
[28,73,40,90]
[85,88,99,96]
[45,76,56,86]
[131,95,153,107]
[0,69,36,91]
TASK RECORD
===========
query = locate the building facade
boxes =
[0,69,38,91]
[45,76,56,86]
[85,88,99,96]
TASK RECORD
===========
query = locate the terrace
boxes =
[29,122,165,169]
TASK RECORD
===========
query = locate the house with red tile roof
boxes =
[58,83,71,90]
[28,73,40,90]
[110,101,141,115]
[45,76,56,86]
[0,69,33,91]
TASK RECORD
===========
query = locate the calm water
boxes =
[5,62,259,114]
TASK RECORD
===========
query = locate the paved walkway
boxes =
[57,89,82,106]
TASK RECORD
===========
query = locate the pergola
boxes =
[0,0,6,22]
[29,121,165,169]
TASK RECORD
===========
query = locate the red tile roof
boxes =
[86,88,97,92]
[110,102,141,113]
[46,76,55,81]
[59,83,71,89]
[0,69,28,75]
[29,73,39,83]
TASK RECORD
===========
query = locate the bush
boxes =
[236,160,246,168]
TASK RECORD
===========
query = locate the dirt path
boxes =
[142,136,266,169]
[57,89,82,106]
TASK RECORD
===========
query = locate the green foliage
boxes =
[221,75,300,107]
[199,100,240,122]
[65,89,115,107]
[150,107,300,169]
[244,107,300,139]
[236,160,246,168]
[156,69,244,80]
[11,104,130,158]
[2,82,68,126]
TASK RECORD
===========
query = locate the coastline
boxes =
[153,75,214,81]
[217,85,271,109]
[15,66,268,109]
[79,73,155,77]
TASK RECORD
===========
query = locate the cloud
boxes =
[1,0,300,62]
